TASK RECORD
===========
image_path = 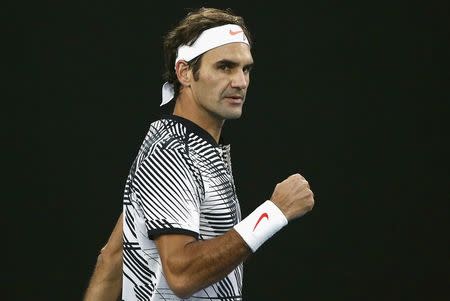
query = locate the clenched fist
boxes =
[270,173,315,221]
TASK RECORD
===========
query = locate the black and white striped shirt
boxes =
[122,115,243,300]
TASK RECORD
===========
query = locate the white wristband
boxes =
[234,200,288,252]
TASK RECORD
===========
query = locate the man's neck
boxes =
[172,98,224,144]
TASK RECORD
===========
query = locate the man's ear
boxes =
[175,60,192,87]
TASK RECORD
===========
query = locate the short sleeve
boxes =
[132,147,203,239]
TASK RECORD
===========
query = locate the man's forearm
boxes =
[157,229,251,298]
[83,251,122,301]
[83,214,123,301]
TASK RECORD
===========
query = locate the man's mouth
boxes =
[224,95,244,104]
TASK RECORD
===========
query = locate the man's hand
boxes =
[270,173,315,221]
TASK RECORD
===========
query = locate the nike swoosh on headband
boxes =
[229,29,243,35]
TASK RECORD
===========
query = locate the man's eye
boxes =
[219,65,231,71]
[243,67,252,74]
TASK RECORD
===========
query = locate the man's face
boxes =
[189,42,254,121]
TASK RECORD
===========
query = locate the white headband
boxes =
[161,24,249,106]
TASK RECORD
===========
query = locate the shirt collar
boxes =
[161,114,228,147]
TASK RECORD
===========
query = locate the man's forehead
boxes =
[203,43,253,63]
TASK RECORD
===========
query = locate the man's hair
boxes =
[162,7,253,101]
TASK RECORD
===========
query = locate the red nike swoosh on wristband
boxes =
[253,213,269,231]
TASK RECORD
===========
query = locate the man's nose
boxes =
[231,70,248,89]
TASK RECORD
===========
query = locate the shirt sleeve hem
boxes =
[148,228,199,240]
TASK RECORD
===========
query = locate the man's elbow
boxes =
[96,243,123,280]
[165,273,197,299]
[100,242,122,260]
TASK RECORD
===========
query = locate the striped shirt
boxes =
[122,115,243,300]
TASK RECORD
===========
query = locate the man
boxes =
[84,7,314,301]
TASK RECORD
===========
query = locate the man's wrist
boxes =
[233,200,288,252]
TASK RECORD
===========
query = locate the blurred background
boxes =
[7,0,449,300]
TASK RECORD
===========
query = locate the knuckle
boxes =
[299,181,309,191]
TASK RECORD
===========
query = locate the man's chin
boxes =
[222,110,243,120]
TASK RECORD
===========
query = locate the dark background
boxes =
[8,0,449,300]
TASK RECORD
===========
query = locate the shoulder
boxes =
[143,118,188,153]
[133,118,192,171]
